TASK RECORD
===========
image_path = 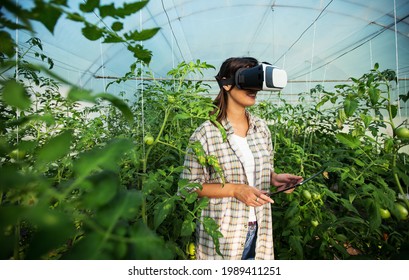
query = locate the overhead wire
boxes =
[292,13,409,80]
[247,0,275,55]
[273,0,334,65]
[161,0,186,62]
[393,0,401,118]
[99,37,106,92]
[138,7,146,164]
[79,0,161,90]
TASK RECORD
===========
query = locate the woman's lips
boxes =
[246,90,258,98]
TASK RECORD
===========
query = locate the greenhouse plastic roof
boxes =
[13,0,409,102]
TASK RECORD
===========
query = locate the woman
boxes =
[180,57,302,260]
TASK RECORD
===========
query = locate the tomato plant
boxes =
[261,63,409,260]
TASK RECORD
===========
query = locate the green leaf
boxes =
[36,129,73,163]
[213,120,227,142]
[30,2,62,34]
[154,197,175,229]
[82,23,104,41]
[95,189,143,228]
[315,95,329,110]
[194,197,209,213]
[368,87,380,105]
[99,1,149,18]
[80,0,100,13]
[67,87,95,102]
[51,0,68,5]
[82,170,119,208]
[180,216,195,237]
[390,105,398,118]
[73,138,133,177]
[98,3,115,18]
[368,200,381,231]
[337,216,366,225]
[373,63,379,70]
[399,91,409,102]
[349,193,357,204]
[124,28,160,41]
[95,93,134,124]
[202,216,223,256]
[66,12,85,22]
[343,97,358,117]
[0,31,15,57]
[174,113,191,120]
[127,44,153,64]
[67,89,133,123]
[353,158,365,167]
[336,133,361,149]
[185,191,198,204]
[61,232,109,260]
[340,198,359,215]
[289,235,303,258]
[360,113,372,128]
[103,34,125,43]
[284,201,300,220]
[111,21,123,31]
[25,206,76,259]
[2,79,31,110]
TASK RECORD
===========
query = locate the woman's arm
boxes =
[197,183,274,207]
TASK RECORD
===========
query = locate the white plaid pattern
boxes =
[180,112,275,260]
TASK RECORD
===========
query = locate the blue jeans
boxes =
[241,222,258,260]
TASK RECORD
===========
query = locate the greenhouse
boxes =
[1,0,409,262]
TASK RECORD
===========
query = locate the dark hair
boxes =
[211,57,259,122]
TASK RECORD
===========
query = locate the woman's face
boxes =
[224,85,258,108]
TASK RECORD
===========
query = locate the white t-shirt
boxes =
[231,134,257,222]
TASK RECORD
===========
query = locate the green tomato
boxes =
[335,234,347,242]
[395,127,409,139]
[395,203,408,220]
[167,95,176,103]
[144,135,154,145]
[379,208,391,219]
[311,220,319,227]
[8,149,25,160]
[312,192,321,201]
[187,242,195,256]
[302,190,312,201]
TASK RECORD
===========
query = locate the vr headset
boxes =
[218,63,287,91]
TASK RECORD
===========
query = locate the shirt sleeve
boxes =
[179,127,210,193]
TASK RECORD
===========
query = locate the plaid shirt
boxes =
[180,112,275,260]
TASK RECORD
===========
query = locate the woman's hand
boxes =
[233,184,274,207]
[271,173,303,193]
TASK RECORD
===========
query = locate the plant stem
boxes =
[140,107,171,225]
[143,107,171,172]
[13,222,21,260]
[384,78,409,208]
[392,150,409,209]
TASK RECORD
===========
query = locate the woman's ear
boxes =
[223,85,232,91]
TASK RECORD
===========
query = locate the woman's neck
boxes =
[227,105,248,137]
[227,105,247,123]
